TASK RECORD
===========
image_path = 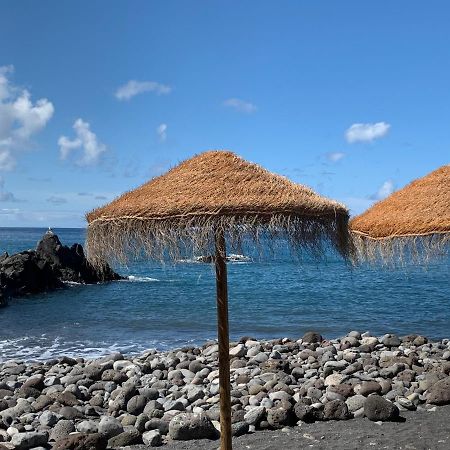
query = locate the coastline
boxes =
[1,331,449,448]
[2,228,450,366]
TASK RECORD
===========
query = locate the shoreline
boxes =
[163,405,450,449]
[2,329,450,365]
[1,331,450,448]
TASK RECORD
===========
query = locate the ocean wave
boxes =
[177,254,252,264]
[0,335,204,362]
[176,258,200,264]
[126,275,160,282]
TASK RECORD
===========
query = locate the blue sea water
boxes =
[0,227,449,362]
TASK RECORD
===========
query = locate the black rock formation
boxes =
[35,231,120,284]
[0,231,121,305]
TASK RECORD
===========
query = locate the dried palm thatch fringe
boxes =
[85,150,353,267]
[351,231,450,265]
[86,212,353,269]
[351,165,450,264]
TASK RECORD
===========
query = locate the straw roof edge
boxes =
[351,231,449,265]
[86,212,353,268]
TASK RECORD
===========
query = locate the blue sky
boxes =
[1,1,449,227]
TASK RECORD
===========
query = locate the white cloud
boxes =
[345,122,390,143]
[223,98,257,114]
[0,65,54,171]
[0,150,15,171]
[115,80,172,100]
[326,152,345,162]
[370,180,395,200]
[58,119,106,166]
[156,123,167,142]
[46,196,67,205]
[0,65,14,101]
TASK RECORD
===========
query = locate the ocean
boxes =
[0,227,449,362]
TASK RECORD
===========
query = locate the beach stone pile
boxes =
[1,331,450,449]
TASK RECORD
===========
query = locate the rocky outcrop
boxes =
[0,251,61,298]
[35,231,120,284]
[0,231,121,304]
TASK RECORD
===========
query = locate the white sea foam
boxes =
[63,281,83,286]
[126,275,160,282]
[0,336,148,362]
[176,258,199,264]
[0,334,206,363]
[178,254,252,264]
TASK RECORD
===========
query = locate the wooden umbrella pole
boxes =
[214,228,232,450]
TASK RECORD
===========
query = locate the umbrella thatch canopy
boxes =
[87,151,351,265]
[351,164,450,263]
[86,150,352,449]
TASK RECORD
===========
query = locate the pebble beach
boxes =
[1,330,450,449]
[3,2,450,448]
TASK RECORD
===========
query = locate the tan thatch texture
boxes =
[86,150,351,266]
[351,165,450,262]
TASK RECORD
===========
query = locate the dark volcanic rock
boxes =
[0,251,61,297]
[0,289,6,307]
[364,395,400,421]
[107,428,141,447]
[267,406,295,428]
[168,413,218,440]
[35,231,120,283]
[294,401,322,423]
[302,331,323,344]
[323,400,350,420]
[0,231,121,301]
[53,432,107,450]
[232,421,250,437]
[426,377,450,405]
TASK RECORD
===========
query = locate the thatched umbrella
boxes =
[351,165,450,263]
[86,150,352,449]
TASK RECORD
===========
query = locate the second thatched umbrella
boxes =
[351,164,450,263]
[86,150,351,449]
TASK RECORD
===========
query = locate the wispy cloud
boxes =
[58,119,107,167]
[345,122,390,143]
[0,175,23,202]
[0,191,17,201]
[0,208,84,226]
[46,196,68,205]
[0,65,54,171]
[28,176,51,183]
[223,98,257,114]
[0,207,21,217]
[370,179,395,200]
[326,152,346,162]
[115,80,172,100]
[77,192,108,200]
[156,123,167,142]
